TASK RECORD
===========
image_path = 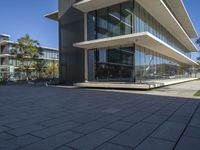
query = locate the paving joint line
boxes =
[133,101,187,149]
[93,100,179,149]
[172,102,200,150]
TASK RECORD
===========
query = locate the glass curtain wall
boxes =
[87,0,192,82]
[87,0,134,39]
[87,0,134,82]
[134,1,191,58]
[135,45,191,83]
[89,47,135,81]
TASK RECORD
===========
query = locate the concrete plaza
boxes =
[98,80,200,99]
[0,84,200,150]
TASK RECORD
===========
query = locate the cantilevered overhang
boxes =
[136,0,197,52]
[45,11,59,21]
[74,32,198,66]
[74,0,198,52]
[164,0,198,38]
[73,0,129,12]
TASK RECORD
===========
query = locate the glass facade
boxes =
[87,0,134,40]
[40,49,59,59]
[135,45,190,82]
[0,44,59,81]
[134,1,191,58]
[87,0,193,82]
[89,47,135,81]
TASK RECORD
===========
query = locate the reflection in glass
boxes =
[108,4,121,37]
[135,45,191,83]
[86,0,193,83]
[97,8,108,38]
[121,1,133,34]
[93,47,134,81]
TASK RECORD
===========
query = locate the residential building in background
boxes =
[46,0,198,85]
[0,34,59,80]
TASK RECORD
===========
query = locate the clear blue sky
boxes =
[0,0,199,60]
[0,0,58,48]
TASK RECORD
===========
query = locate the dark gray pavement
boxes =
[0,84,200,150]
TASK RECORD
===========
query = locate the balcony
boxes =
[73,32,198,65]
[73,0,198,52]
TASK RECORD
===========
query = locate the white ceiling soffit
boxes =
[73,0,129,12]
[73,32,198,65]
[165,0,198,38]
[136,0,197,52]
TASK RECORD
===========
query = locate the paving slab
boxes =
[39,114,77,127]
[134,138,175,150]
[5,116,52,128]
[8,134,41,148]
[55,146,74,150]
[0,133,14,140]
[0,126,11,132]
[175,137,200,150]
[168,115,191,124]
[110,122,158,148]
[151,122,186,142]
[71,121,108,134]
[0,139,18,150]
[143,114,169,124]
[18,131,82,150]
[31,121,79,138]
[122,111,151,123]
[189,117,200,128]
[184,126,200,138]
[97,115,122,123]
[104,121,133,132]
[67,128,119,150]
[95,142,132,150]
[0,84,200,150]
[8,124,44,136]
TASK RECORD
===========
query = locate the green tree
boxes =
[46,61,59,79]
[196,38,200,62]
[195,38,200,75]
[33,59,47,79]
[12,34,41,80]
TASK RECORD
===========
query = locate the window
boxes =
[108,4,121,37]
[87,11,96,40]
[88,0,134,40]
[121,1,133,34]
[97,8,108,38]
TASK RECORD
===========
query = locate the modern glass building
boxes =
[46,0,198,85]
[0,34,59,80]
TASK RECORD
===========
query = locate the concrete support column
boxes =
[84,49,88,82]
[84,12,88,82]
